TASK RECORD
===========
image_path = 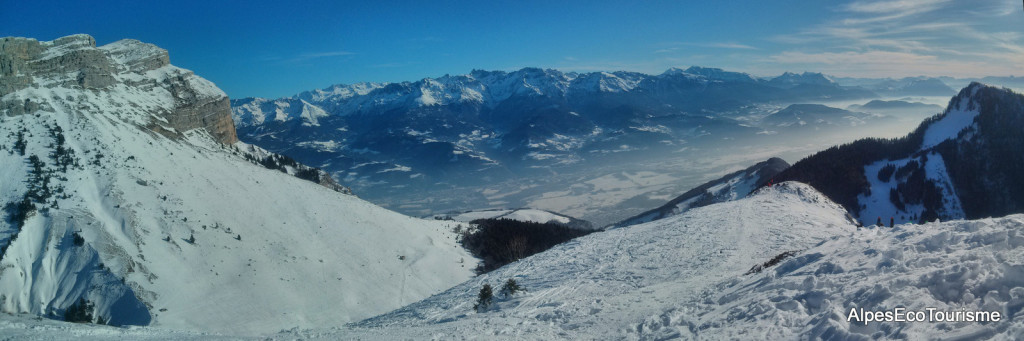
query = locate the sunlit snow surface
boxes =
[0,109,475,335]
[921,87,980,150]
[6,183,1024,339]
[315,184,1024,340]
[441,208,572,225]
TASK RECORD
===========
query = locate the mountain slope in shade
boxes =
[848,99,943,112]
[772,83,1024,224]
[615,157,790,227]
[0,35,475,335]
[762,104,881,128]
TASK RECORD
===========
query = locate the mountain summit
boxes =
[1,35,237,144]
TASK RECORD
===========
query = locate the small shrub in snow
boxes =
[745,250,800,275]
[474,284,493,312]
[13,129,27,156]
[500,278,521,298]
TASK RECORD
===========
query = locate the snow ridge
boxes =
[231,66,773,126]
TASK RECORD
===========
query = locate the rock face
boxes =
[0,34,237,144]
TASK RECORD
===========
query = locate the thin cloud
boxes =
[655,42,757,54]
[370,61,419,68]
[767,0,1024,78]
[769,51,936,65]
[843,0,950,14]
[298,51,353,59]
[285,50,355,63]
[709,43,757,50]
[766,50,1022,78]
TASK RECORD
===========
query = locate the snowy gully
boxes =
[847,307,1002,325]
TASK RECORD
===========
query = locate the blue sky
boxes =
[3,0,1021,98]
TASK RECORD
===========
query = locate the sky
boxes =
[2,0,1022,99]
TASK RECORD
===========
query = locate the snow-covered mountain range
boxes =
[0,34,476,335]
[229,66,907,218]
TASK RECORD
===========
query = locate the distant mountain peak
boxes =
[769,71,836,88]
[682,66,759,83]
[660,67,688,75]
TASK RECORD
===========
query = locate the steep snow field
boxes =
[921,87,980,149]
[858,152,965,225]
[0,36,475,335]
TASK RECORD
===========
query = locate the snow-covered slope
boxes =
[331,183,1024,340]
[656,214,1024,339]
[768,71,837,88]
[433,208,593,229]
[8,182,1024,339]
[336,182,856,338]
[8,183,1024,339]
[617,157,789,227]
[0,35,475,335]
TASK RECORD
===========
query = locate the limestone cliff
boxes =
[0,34,237,144]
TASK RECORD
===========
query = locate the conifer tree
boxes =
[474,284,493,311]
[64,298,94,323]
[500,278,521,297]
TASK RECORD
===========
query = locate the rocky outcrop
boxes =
[0,34,237,144]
